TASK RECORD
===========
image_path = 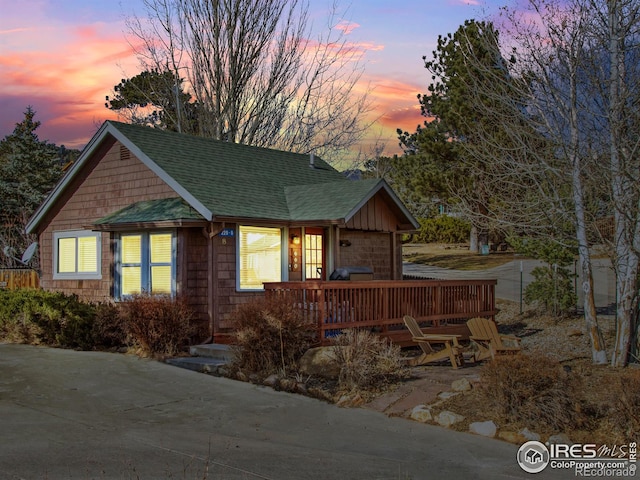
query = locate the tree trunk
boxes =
[469,225,479,253]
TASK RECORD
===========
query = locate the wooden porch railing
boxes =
[264,279,497,346]
[0,269,40,290]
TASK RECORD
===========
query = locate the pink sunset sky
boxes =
[0,0,504,157]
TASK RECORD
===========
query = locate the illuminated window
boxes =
[53,231,101,279]
[118,232,175,297]
[238,226,281,290]
[305,230,324,279]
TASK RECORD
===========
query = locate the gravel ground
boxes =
[494,299,617,363]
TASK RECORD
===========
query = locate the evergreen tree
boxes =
[0,107,63,268]
[397,20,519,251]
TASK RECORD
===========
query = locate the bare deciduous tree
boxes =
[125,0,373,162]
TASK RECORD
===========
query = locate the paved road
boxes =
[404,257,616,312]
[0,344,569,480]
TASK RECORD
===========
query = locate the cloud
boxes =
[0,12,138,148]
[334,20,360,35]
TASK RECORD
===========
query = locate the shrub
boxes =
[608,370,640,442]
[119,294,196,357]
[92,301,127,349]
[330,329,408,392]
[479,354,584,432]
[0,289,97,349]
[230,296,315,375]
[509,236,577,316]
[524,265,577,315]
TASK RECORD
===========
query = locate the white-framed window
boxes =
[53,230,102,280]
[116,232,175,297]
[238,226,282,290]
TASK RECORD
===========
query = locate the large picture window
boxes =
[53,231,101,279]
[118,232,175,297]
[238,226,281,290]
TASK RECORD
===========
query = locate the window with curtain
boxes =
[53,231,101,279]
[238,226,281,290]
[118,232,175,297]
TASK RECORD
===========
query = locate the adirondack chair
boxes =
[466,317,521,361]
[403,315,464,368]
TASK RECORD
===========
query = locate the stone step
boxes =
[165,356,227,375]
[189,343,235,362]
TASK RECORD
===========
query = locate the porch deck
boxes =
[264,279,497,346]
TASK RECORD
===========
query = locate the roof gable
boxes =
[108,122,346,221]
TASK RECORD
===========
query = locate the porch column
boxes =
[391,232,398,280]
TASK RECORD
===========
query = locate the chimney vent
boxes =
[309,152,315,168]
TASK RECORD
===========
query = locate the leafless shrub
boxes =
[331,329,408,393]
[119,294,196,357]
[607,369,640,442]
[230,297,315,375]
[479,354,584,431]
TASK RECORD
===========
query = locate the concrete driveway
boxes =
[0,344,569,480]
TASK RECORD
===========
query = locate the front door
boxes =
[304,228,325,280]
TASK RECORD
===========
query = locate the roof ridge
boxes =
[106,120,331,165]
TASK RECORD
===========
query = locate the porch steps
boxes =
[165,344,234,375]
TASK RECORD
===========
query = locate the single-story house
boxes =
[26,121,419,342]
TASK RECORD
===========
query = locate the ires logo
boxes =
[517,441,637,475]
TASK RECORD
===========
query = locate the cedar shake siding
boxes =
[337,230,395,280]
[39,142,177,299]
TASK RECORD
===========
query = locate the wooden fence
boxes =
[0,269,40,290]
[264,279,497,346]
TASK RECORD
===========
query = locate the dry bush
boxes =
[92,302,127,349]
[479,354,584,431]
[119,294,196,357]
[331,329,408,393]
[230,296,315,375]
[607,369,640,441]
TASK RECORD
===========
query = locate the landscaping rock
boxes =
[263,374,279,387]
[469,421,497,437]
[437,391,460,400]
[519,427,541,441]
[435,410,465,427]
[451,378,472,392]
[410,405,433,423]
[567,328,583,337]
[299,347,341,378]
[548,433,573,445]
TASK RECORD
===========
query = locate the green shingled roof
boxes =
[95,198,205,225]
[26,121,419,233]
[109,121,349,221]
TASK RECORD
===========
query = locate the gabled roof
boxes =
[27,121,419,233]
[94,198,205,226]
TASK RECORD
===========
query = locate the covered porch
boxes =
[264,278,497,346]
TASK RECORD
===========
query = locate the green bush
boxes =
[525,266,577,315]
[510,236,577,315]
[118,294,196,357]
[415,215,470,243]
[229,296,315,375]
[0,289,98,349]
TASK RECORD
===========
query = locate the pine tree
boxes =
[0,107,63,267]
